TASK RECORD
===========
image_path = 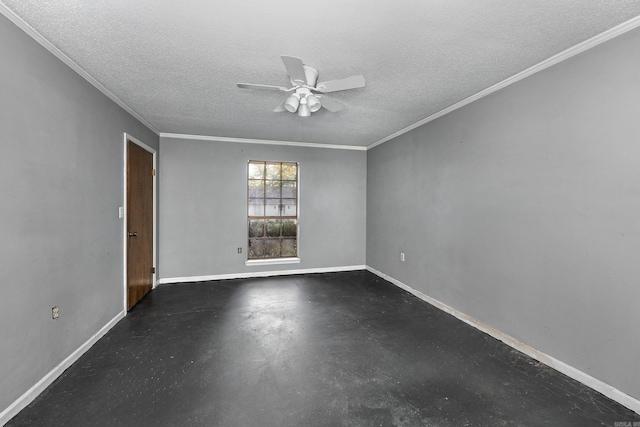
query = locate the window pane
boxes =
[281,199,297,216]
[282,238,297,257]
[281,163,297,180]
[247,161,298,260]
[282,219,297,237]
[266,163,281,180]
[264,239,281,258]
[265,180,280,198]
[249,219,264,237]
[248,199,264,216]
[265,199,280,216]
[248,180,264,198]
[248,163,264,180]
[282,181,297,198]
[248,239,265,258]
[266,219,281,237]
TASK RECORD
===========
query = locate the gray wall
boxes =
[159,137,366,278]
[367,27,640,400]
[0,14,158,413]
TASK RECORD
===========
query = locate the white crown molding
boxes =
[0,311,126,425]
[367,14,640,151]
[0,5,159,136]
[157,265,366,285]
[365,266,640,415]
[160,133,367,151]
[5,2,640,153]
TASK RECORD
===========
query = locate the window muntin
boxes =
[247,161,298,259]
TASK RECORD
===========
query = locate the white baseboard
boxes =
[5,268,637,422]
[157,265,367,285]
[365,266,640,415]
[0,311,126,426]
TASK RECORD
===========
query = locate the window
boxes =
[247,161,298,260]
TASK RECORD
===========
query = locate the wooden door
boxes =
[127,140,154,310]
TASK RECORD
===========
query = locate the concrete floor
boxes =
[7,271,640,426]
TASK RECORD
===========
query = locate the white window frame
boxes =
[245,160,301,266]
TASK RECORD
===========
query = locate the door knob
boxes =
[128,232,138,237]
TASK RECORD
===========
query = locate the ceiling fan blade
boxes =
[237,83,289,92]
[273,102,287,112]
[316,75,365,93]
[318,95,344,112]
[281,56,307,85]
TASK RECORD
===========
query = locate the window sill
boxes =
[245,257,301,267]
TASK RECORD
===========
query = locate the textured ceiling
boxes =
[2,1,640,147]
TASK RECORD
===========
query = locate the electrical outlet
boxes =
[237,247,242,254]
[400,252,405,262]
[52,306,59,320]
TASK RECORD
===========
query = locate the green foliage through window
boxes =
[247,161,298,259]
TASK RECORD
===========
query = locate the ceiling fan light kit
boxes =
[238,56,365,117]
[307,93,321,113]
[284,93,300,113]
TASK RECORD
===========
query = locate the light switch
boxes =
[118,207,124,219]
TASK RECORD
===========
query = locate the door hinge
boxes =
[152,267,156,274]
[152,169,156,176]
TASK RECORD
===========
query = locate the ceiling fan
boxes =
[237,55,365,117]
